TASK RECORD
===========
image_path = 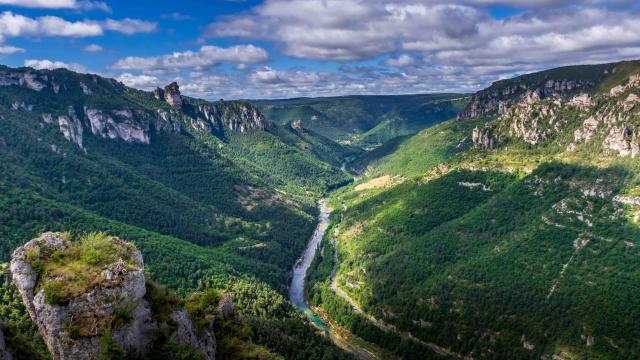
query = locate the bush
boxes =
[144,278,183,323]
[42,281,66,306]
[97,329,124,360]
[185,289,220,331]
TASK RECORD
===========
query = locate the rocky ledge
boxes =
[10,232,218,360]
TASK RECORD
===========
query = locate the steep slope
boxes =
[310,60,640,359]
[0,65,353,359]
[251,94,468,146]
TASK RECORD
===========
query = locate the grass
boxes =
[28,232,139,305]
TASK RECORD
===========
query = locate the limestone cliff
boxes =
[458,61,637,120]
[466,66,640,157]
[163,82,183,108]
[0,65,271,150]
[10,232,217,360]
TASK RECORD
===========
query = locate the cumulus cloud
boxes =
[191,0,640,97]
[116,73,160,90]
[100,18,157,34]
[110,44,269,71]
[0,0,111,11]
[202,0,640,66]
[0,11,103,39]
[202,0,483,61]
[24,59,89,73]
[0,11,157,42]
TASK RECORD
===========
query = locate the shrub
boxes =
[144,278,182,323]
[112,301,136,329]
[97,329,124,360]
[185,289,220,331]
[42,281,66,306]
[78,232,115,265]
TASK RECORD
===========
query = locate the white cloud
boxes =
[24,59,89,73]
[0,12,156,54]
[116,73,160,90]
[0,11,103,39]
[83,43,103,52]
[383,54,414,67]
[0,0,110,11]
[110,44,269,70]
[0,44,23,53]
[100,18,157,34]
[0,0,75,8]
[202,0,482,61]
[76,1,110,12]
[194,0,640,97]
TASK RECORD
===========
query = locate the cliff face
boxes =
[9,232,216,360]
[459,61,640,120]
[0,66,271,150]
[468,62,640,157]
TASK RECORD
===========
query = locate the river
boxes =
[289,199,331,330]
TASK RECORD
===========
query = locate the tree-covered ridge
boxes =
[0,64,355,359]
[310,60,640,359]
[251,94,468,146]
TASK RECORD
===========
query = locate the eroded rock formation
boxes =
[10,232,216,360]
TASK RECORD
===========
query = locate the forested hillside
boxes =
[308,60,640,359]
[0,65,354,359]
[251,94,468,146]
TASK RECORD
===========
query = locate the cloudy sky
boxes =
[1,0,640,99]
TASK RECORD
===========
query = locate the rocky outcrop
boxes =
[11,101,32,111]
[568,93,594,109]
[460,77,592,119]
[153,87,164,101]
[603,127,639,158]
[571,74,640,157]
[79,82,91,95]
[192,102,268,134]
[10,232,216,360]
[0,71,46,92]
[609,74,640,96]
[502,98,563,145]
[84,107,150,144]
[57,107,83,148]
[1,67,270,148]
[164,82,182,108]
[472,125,494,149]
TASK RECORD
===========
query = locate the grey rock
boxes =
[10,233,217,360]
[472,125,494,149]
[164,82,182,108]
[57,107,84,148]
[84,107,150,144]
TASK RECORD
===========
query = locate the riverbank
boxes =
[290,179,394,358]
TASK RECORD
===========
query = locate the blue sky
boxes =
[1,0,639,99]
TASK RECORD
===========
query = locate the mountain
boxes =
[307,60,640,359]
[250,94,468,146]
[0,65,355,359]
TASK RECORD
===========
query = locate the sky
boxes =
[0,0,639,99]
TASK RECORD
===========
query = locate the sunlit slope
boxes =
[313,60,640,359]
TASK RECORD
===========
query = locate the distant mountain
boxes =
[309,59,640,359]
[0,65,354,359]
[251,93,468,146]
